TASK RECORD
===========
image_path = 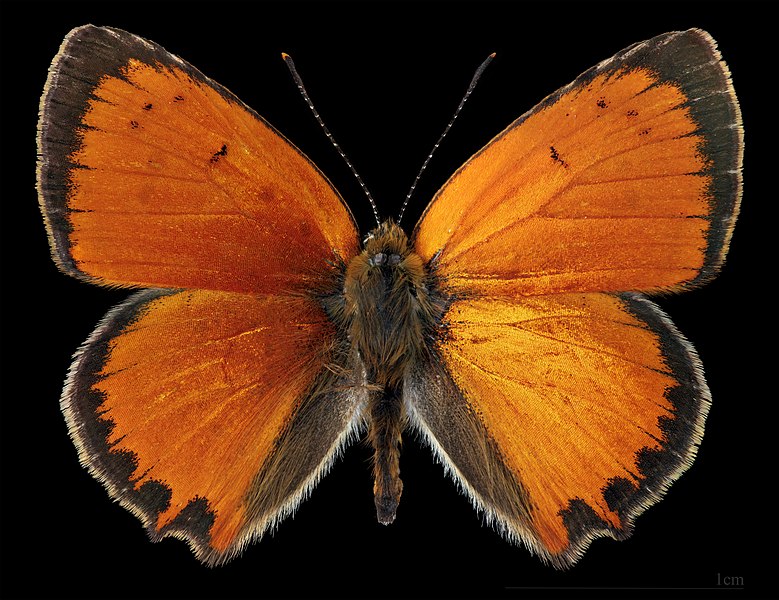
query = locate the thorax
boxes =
[339,221,444,387]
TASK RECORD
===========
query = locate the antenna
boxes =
[282,53,381,227]
[397,52,496,225]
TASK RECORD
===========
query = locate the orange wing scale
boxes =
[40,27,358,293]
[97,292,332,550]
[438,293,687,556]
[63,289,363,563]
[414,54,737,297]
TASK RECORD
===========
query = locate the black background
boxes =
[1,1,776,599]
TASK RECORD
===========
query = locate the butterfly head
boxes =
[362,220,410,265]
[354,221,428,299]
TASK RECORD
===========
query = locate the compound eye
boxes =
[369,252,386,266]
[388,254,402,266]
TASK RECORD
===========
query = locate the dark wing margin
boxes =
[556,291,712,566]
[36,25,208,279]
[614,29,743,286]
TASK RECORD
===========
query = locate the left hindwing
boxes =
[63,289,365,565]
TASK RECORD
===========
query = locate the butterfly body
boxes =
[335,220,446,522]
[37,26,742,567]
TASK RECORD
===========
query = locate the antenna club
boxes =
[283,54,382,227]
[397,53,495,224]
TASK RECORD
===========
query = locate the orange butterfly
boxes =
[37,26,742,568]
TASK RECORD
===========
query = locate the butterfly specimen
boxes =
[37,26,742,567]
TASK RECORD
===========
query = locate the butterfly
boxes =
[37,25,742,568]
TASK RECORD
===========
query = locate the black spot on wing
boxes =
[550,145,570,169]
[210,143,228,163]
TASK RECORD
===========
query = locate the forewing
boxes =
[406,292,708,567]
[37,25,359,293]
[413,29,742,297]
[63,289,365,564]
